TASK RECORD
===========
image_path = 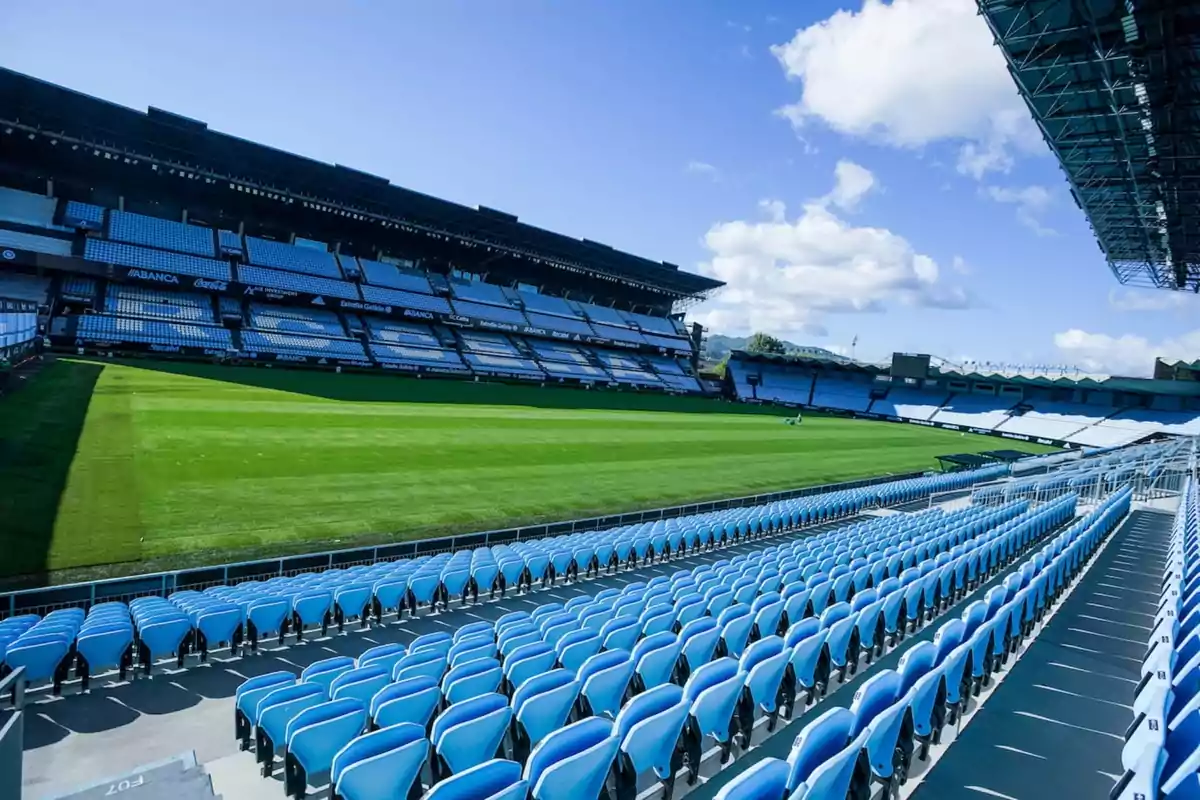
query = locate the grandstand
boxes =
[4,9,1200,796]
[728,349,1200,450]
[0,67,711,394]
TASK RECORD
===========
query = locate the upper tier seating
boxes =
[450,280,511,307]
[61,275,97,301]
[524,312,596,337]
[620,311,677,337]
[870,388,944,421]
[245,236,342,278]
[810,376,872,413]
[107,285,215,324]
[359,259,434,294]
[540,360,609,381]
[529,340,591,365]
[592,350,645,371]
[577,303,628,328]
[642,332,693,351]
[459,332,521,358]
[645,356,688,377]
[75,314,233,349]
[63,200,105,230]
[242,331,367,360]
[591,323,647,346]
[368,320,442,349]
[0,187,57,228]
[0,228,72,257]
[608,368,663,387]
[238,265,360,300]
[218,230,244,258]
[86,239,232,281]
[659,374,704,393]
[996,402,1099,440]
[361,285,452,314]
[371,343,469,371]
[450,299,529,326]
[108,210,216,257]
[517,291,579,318]
[930,394,1016,430]
[250,304,346,338]
[463,353,546,378]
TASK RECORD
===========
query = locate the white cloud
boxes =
[1109,288,1200,313]
[770,0,1042,178]
[1053,328,1200,376]
[984,184,1055,235]
[692,162,970,339]
[685,161,720,181]
[951,255,971,274]
[824,159,877,211]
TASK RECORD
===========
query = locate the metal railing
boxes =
[0,667,26,800]
[2,471,924,618]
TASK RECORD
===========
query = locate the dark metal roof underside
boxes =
[980,0,1200,290]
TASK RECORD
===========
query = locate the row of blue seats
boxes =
[1116,478,1200,799]
[0,468,1005,697]
[227,497,1068,799]
[715,487,1132,800]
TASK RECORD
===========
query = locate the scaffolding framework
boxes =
[980,0,1200,290]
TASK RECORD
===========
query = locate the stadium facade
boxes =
[0,68,721,392]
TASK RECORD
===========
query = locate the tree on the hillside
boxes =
[745,332,785,355]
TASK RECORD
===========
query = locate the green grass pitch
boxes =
[0,358,1055,581]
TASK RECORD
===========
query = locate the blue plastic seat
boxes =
[739,635,791,732]
[256,682,327,771]
[505,642,558,692]
[577,649,634,718]
[785,707,855,794]
[443,657,503,704]
[790,730,869,799]
[423,759,528,800]
[303,656,356,698]
[371,676,441,729]
[331,665,390,705]
[512,669,581,759]
[632,631,682,691]
[235,671,296,748]
[713,756,789,800]
[330,722,427,800]
[284,698,369,797]
[392,649,447,684]
[524,717,620,800]
[432,693,513,779]
[614,683,690,797]
[556,630,601,674]
[683,657,745,770]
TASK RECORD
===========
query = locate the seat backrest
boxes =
[431,692,509,746]
[849,670,902,738]
[786,706,856,792]
[896,641,937,694]
[524,717,618,800]
[713,757,789,800]
[424,759,528,800]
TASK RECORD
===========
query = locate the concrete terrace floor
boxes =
[21,516,861,800]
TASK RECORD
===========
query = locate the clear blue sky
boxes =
[3,0,1195,375]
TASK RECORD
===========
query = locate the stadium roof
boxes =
[980,0,1200,291]
[0,68,721,299]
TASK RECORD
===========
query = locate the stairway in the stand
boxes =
[53,752,222,800]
